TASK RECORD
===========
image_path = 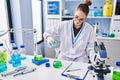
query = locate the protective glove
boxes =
[46,36,57,48]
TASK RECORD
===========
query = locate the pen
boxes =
[13,68,36,76]
[67,73,80,79]
[22,68,36,74]
[67,68,81,72]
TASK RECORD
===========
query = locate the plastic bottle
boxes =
[98,6,103,16]
[103,0,113,17]
[0,43,7,72]
[112,61,120,80]
[93,6,98,16]
[88,8,93,16]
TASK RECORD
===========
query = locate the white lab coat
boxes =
[44,20,97,63]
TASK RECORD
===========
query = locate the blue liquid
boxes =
[93,7,98,17]
[9,54,21,67]
[0,64,7,73]
[50,41,57,48]
[94,12,98,16]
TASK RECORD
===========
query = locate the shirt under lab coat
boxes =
[44,20,97,63]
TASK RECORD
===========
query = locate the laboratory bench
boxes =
[0,55,113,80]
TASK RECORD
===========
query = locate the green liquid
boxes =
[34,55,43,61]
[112,71,120,80]
[53,60,62,68]
[0,51,7,64]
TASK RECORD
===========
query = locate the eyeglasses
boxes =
[74,16,85,22]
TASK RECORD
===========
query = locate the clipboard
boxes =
[61,62,90,80]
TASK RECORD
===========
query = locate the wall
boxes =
[97,38,120,67]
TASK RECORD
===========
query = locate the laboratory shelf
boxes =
[64,0,83,2]
[96,36,120,40]
[87,16,112,19]
[62,16,112,19]
[62,16,73,18]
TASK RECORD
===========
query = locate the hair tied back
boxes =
[84,0,92,6]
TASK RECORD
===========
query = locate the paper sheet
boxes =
[62,62,90,79]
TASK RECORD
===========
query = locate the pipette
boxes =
[1,66,27,77]
[13,68,36,76]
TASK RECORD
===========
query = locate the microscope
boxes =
[89,41,111,80]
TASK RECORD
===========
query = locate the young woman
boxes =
[44,0,96,63]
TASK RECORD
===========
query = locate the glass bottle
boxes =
[10,40,16,49]
[0,43,7,64]
[19,45,26,55]
[112,61,120,80]
[9,46,21,67]
[19,45,26,59]
[9,40,16,54]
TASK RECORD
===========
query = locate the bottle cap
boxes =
[10,40,15,43]
[0,43,3,46]
[116,61,120,66]
[12,46,18,50]
[45,63,50,67]
[94,6,97,8]
[20,45,25,48]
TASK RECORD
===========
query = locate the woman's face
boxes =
[73,10,87,29]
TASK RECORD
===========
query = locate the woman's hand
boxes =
[46,36,57,48]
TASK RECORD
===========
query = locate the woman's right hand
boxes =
[46,36,57,48]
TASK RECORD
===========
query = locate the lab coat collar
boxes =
[71,21,85,47]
